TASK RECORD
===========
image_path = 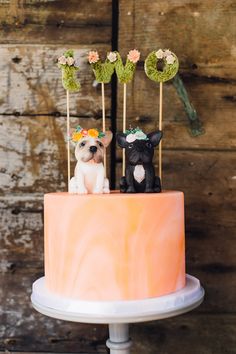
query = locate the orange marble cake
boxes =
[44,191,185,301]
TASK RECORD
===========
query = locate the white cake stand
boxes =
[31,274,204,354]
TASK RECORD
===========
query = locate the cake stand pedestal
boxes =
[31,274,204,354]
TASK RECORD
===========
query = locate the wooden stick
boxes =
[101,82,106,176]
[66,90,70,191]
[159,82,163,181]
[122,83,127,176]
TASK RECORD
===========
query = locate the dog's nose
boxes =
[89,145,97,153]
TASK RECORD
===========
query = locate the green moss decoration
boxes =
[144,50,179,83]
[91,60,115,83]
[114,51,139,84]
[58,49,81,92]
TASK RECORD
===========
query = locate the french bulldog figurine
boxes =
[116,128,162,193]
[69,126,113,194]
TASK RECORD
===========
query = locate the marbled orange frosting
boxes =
[44,191,185,301]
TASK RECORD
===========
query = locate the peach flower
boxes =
[88,51,99,64]
[127,49,140,64]
[88,128,99,138]
[82,129,88,136]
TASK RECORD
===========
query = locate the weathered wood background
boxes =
[0,0,236,353]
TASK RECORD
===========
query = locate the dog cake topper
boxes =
[57,49,81,191]
[69,126,113,194]
[117,128,162,193]
[145,49,179,181]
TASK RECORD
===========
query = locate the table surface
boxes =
[31,274,204,324]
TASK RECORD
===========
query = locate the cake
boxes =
[44,191,185,301]
[43,48,186,302]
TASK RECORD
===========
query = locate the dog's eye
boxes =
[80,141,86,148]
[146,142,152,148]
[128,144,133,149]
[98,141,103,147]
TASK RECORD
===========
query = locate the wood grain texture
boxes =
[1,0,236,353]
[0,0,112,44]
[0,45,111,116]
[0,116,112,195]
[119,0,236,78]
[117,70,236,149]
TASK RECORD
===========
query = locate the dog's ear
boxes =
[147,130,162,147]
[116,133,128,148]
[101,131,113,147]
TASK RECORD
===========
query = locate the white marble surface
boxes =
[31,274,204,324]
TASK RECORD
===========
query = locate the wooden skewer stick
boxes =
[101,82,106,176]
[159,82,163,181]
[122,83,127,176]
[66,90,70,191]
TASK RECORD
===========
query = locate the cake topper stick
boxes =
[122,83,127,175]
[88,50,116,177]
[58,49,81,191]
[66,90,71,184]
[144,49,179,181]
[101,82,107,174]
[159,81,163,180]
[114,49,140,176]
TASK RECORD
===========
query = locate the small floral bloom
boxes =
[107,51,117,63]
[166,54,175,64]
[58,55,67,65]
[82,129,88,136]
[88,51,99,64]
[72,132,83,142]
[155,49,164,59]
[88,128,99,138]
[74,58,80,67]
[135,131,147,140]
[164,49,172,57]
[127,49,140,64]
[126,133,136,143]
[67,57,75,66]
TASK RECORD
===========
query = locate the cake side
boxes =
[44,191,185,301]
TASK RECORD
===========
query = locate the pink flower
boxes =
[58,55,67,65]
[82,129,88,136]
[88,51,99,64]
[66,57,75,66]
[127,49,140,64]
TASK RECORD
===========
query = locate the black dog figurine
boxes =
[117,129,163,193]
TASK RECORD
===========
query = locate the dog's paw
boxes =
[92,188,103,194]
[78,188,88,195]
[145,188,154,193]
[126,187,136,193]
[103,187,110,194]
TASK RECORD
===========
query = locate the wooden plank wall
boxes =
[117,1,236,353]
[0,0,236,353]
[0,1,112,353]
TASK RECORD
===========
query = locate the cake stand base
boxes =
[31,274,204,354]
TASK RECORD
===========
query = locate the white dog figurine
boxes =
[69,127,113,194]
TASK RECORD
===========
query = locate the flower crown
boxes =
[125,127,148,143]
[71,125,105,143]
[58,50,79,68]
[88,49,140,65]
[155,49,176,64]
